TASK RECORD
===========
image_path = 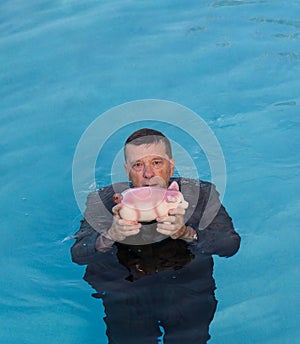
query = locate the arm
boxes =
[70,216,140,265]
[157,179,241,257]
[156,207,198,242]
[196,203,240,257]
[71,186,117,265]
[70,219,105,265]
[193,182,241,257]
[71,184,141,265]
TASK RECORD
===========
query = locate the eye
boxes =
[132,162,144,171]
[152,159,163,168]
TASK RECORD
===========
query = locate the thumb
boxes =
[112,204,122,218]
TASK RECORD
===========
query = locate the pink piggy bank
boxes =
[113,181,188,222]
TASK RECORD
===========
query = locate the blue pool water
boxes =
[1,0,299,343]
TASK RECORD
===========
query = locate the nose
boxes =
[143,163,155,179]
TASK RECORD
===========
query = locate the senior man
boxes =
[71,128,241,344]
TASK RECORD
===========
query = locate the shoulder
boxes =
[174,177,221,210]
[173,177,217,193]
[84,182,131,228]
[97,181,130,195]
[86,182,130,204]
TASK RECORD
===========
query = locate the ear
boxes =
[168,181,179,191]
[124,162,130,179]
[169,158,175,176]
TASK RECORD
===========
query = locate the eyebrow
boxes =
[133,156,164,162]
[130,156,164,166]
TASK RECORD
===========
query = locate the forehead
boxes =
[125,142,168,163]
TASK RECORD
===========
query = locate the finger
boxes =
[156,215,176,223]
[169,208,185,216]
[116,221,141,231]
[156,214,169,222]
[157,222,177,232]
[112,204,122,217]
[118,218,141,226]
[121,227,141,237]
[156,226,176,236]
[118,224,142,232]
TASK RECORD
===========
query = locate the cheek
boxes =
[128,170,141,182]
[163,165,173,177]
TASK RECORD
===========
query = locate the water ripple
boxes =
[277,52,300,61]
[209,0,267,7]
[250,17,300,29]
[273,32,300,40]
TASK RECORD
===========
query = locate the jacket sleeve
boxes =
[192,183,241,257]
[70,186,117,265]
[70,220,102,265]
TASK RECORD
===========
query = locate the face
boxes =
[124,142,175,188]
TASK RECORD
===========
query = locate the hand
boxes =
[156,206,186,238]
[105,204,141,242]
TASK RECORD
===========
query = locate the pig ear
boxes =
[113,193,122,204]
[168,181,179,191]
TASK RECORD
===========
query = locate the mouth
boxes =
[142,177,167,188]
[143,183,159,187]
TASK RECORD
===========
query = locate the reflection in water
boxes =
[77,238,217,344]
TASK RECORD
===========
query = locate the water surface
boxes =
[1,0,299,343]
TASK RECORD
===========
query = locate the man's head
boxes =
[124,128,175,188]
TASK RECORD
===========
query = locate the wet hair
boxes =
[124,128,172,159]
